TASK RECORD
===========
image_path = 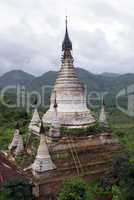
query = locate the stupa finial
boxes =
[62,16,72,52]
[102,98,105,106]
[15,122,20,130]
[34,97,38,107]
[39,121,45,135]
[66,15,67,27]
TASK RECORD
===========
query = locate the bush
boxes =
[101,154,134,200]
[112,185,123,200]
[0,178,33,200]
[60,123,103,137]
[89,182,111,200]
[59,178,94,200]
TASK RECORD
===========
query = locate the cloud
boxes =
[0,0,134,75]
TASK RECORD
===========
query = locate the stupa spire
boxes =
[62,16,72,52]
[15,122,20,130]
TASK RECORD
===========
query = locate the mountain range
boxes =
[0,68,133,106]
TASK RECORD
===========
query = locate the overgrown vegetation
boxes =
[0,107,30,151]
[60,122,104,137]
[59,153,134,200]
[0,94,134,199]
[59,178,94,200]
[0,178,33,200]
[59,177,112,200]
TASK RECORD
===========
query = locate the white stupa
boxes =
[29,107,41,135]
[43,17,95,128]
[32,122,56,174]
[15,133,24,156]
[9,122,24,155]
[9,122,20,151]
[99,100,108,128]
[49,92,61,140]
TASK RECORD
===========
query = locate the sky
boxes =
[0,0,134,76]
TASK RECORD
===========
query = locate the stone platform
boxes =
[26,132,121,199]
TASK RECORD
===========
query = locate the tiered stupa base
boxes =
[27,132,120,199]
[43,111,95,128]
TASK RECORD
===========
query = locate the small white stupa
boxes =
[29,104,41,135]
[99,100,108,128]
[32,121,56,174]
[9,122,20,151]
[15,133,24,156]
[49,92,60,140]
[9,122,24,155]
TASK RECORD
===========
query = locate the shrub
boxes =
[0,178,33,200]
[60,123,103,137]
[59,178,94,200]
[112,185,123,200]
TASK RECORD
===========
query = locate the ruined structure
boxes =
[30,133,120,199]
[4,19,120,200]
[43,17,95,128]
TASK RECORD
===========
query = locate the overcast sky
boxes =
[0,0,134,76]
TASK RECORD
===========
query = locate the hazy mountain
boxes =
[0,68,134,106]
[100,72,119,77]
[31,71,58,91]
[0,70,35,89]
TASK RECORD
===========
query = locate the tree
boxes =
[112,154,134,200]
[0,178,33,200]
[101,154,134,200]
[59,178,94,200]
[112,185,124,200]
